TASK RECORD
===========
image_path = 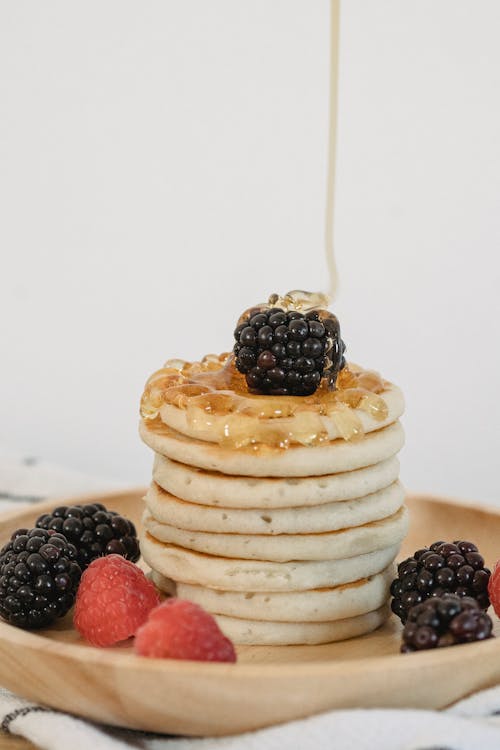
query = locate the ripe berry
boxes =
[36,503,140,570]
[233,306,345,396]
[391,540,490,623]
[487,559,500,617]
[0,528,81,629]
[401,594,493,653]
[74,555,159,647]
[134,599,237,662]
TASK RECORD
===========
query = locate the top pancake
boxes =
[141,357,404,451]
[158,384,404,445]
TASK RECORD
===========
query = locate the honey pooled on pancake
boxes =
[140,291,396,449]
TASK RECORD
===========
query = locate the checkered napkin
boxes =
[2,451,500,750]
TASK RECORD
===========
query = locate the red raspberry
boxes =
[488,560,500,617]
[74,555,159,647]
[134,598,237,662]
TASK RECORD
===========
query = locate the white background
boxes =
[1,1,499,503]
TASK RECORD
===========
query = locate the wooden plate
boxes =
[0,491,499,737]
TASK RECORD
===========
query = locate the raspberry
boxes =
[74,555,159,647]
[488,559,500,617]
[134,599,237,662]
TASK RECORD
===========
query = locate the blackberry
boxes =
[36,503,140,571]
[233,306,346,396]
[401,593,493,653]
[391,540,490,624]
[0,527,81,629]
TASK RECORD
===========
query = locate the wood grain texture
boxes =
[0,737,36,750]
[0,490,499,736]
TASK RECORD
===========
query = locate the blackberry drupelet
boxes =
[233,307,346,396]
[36,503,140,571]
[0,528,81,629]
[401,593,493,653]
[391,540,490,624]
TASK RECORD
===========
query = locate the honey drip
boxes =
[325,0,341,302]
[140,354,389,450]
[236,2,340,310]
[238,291,338,330]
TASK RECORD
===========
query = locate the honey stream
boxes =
[325,0,341,302]
[140,2,389,450]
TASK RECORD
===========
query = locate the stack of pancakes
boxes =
[139,357,407,645]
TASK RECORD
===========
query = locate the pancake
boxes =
[151,565,394,623]
[142,533,400,591]
[144,480,405,535]
[215,605,390,645]
[143,504,409,562]
[158,384,404,444]
[140,420,405,477]
[152,454,400,509]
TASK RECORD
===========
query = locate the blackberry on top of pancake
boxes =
[233,300,345,396]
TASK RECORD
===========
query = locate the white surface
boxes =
[1,1,499,501]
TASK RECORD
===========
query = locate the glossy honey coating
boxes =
[140,354,390,450]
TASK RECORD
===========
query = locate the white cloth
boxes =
[0,452,124,512]
[1,451,500,750]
